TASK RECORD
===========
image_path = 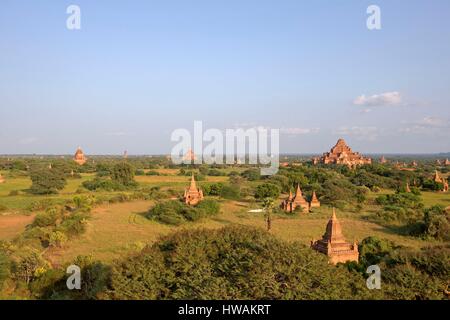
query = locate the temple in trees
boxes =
[309,191,321,210]
[281,184,315,213]
[183,174,204,205]
[311,208,359,264]
[73,147,87,165]
[379,156,387,164]
[433,171,449,192]
[0,173,4,184]
[313,139,372,167]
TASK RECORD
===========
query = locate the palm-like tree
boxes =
[262,198,275,232]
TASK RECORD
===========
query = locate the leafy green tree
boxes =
[108,226,373,300]
[29,167,67,195]
[423,205,450,241]
[254,183,280,200]
[111,162,136,187]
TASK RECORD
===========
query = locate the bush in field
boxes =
[32,207,61,228]
[108,226,372,300]
[423,206,450,241]
[30,255,111,300]
[254,183,281,200]
[82,178,126,191]
[134,169,145,176]
[203,183,223,196]
[29,167,67,195]
[111,162,137,187]
[241,169,261,181]
[56,212,91,237]
[0,250,10,288]
[219,185,241,200]
[375,193,423,210]
[146,200,220,225]
[49,231,68,248]
[195,199,221,216]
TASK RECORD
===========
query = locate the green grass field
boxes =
[1,171,449,267]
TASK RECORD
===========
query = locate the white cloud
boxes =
[399,116,450,134]
[353,91,402,107]
[334,126,380,141]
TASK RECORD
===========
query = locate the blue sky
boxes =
[1,0,449,154]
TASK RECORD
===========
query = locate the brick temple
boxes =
[0,173,4,184]
[311,208,359,264]
[183,174,204,205]
[309,191,321,210]
[379,156,387,164]
[73,147,87,165]
[433,171,449,192]
[281,184,310,213]
[313,139,372,167]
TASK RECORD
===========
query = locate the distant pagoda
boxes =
[445,159,450,166]
[281,184,310,213]
[183,174,204,205]
[183,149,197,163]
[73,147,87,165]
[309,191,321,210]
[433,171,449,192]
[313,139,372,167]
[405,182,411,193]
[379,156,387,164]
[311,208,359,264]
[0,173,4,184]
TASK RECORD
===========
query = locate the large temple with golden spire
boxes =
[183,174,204,205]
[313,138,372,167]
[281,184,310,213]
[73,147,87,165]
[311,208,359,264]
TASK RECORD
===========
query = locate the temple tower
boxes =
[74,147,87,165]
[309,191,321,210]
[281,184,309,213]
[183,174,204,205]
[311,208,359,264]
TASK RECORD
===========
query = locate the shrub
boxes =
[146,200,220,225]
[49,231,68,248]
[56,212,90,237]
[29,167,67,195]
[111,162,137,187]
[32,207,61,228]
[254,183,281,200]
[108,226,372,300]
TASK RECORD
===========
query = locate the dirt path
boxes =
[0,213,35,240]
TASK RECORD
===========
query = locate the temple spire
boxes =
[189,174,197,190]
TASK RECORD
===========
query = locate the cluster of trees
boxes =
[146,200,221,226]
[350,236,449,299]
[4,226,446,300]
[82,162,137,191]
